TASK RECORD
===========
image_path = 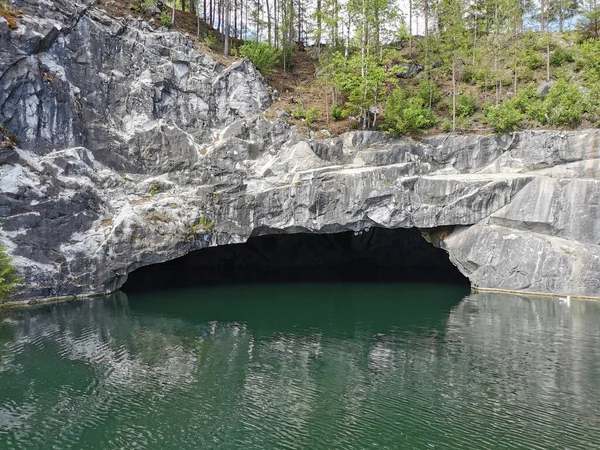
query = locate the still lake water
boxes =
[1,283,599,449]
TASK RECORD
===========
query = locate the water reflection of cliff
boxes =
[0,287,599,449]
[444,293,600,448]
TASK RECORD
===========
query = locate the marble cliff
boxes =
[2,0,600,301]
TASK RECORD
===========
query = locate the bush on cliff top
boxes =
[240,41,281,75]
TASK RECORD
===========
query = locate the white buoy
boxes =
[558,295,571,306]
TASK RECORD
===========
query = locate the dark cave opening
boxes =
[122,227,469,293]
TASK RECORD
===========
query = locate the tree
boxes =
[548,0,579,32]
[579,0,600,39]
[224,0,231,54]
[438,0,468,129]
[0,246,20,303]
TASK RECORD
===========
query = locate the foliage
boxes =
[441,119,452,133]
[484,102,524,133]
[510,84,545,123]
[304,107,318,124]
[575,40,600,84]
[485,79,586,132]
[149,181,161,196]
[456,93,476,117]
[543,79,586,126]
[418,79,442,108]
[331,105,344,121]
[577,5,600,40]
[550,47,574,67]
[0,245,21,303]
[329,49,404,128]
[292,107,318,124]
[160,11,172,27]
[586,83,600,120]
[140,0,156,13]
[240,41,281,74]
[191,217,215,234]
[203,33,217,48]
[382,88,437,135]
[521,47,544,71]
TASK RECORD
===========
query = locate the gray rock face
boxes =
[2,1,600,301]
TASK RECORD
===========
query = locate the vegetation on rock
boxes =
[75,0,600,136]
[0,0,22,30]
[240,41,281,74]
[0,245,21,303]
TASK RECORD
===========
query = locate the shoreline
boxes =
[3,283,600,310]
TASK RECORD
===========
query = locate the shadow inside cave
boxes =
[121,227,469,293]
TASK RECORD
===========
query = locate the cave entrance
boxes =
[122,227,468,293]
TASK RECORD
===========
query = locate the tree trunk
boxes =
[297,0,302,45]
[547,41,550,81]
[409,0,413,57]
[224,0,230,55]
[424,0,429,36]
[256,0,259,40]
[234,0,237,38]
[274,0,278,46]
[266,0,272,44]
[172,0,176,26]
[316,0,322,47]
[452,59,456,131]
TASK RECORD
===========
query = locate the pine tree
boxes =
[0,246,20,303]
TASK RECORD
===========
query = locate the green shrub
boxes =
[140,0,156,13]
[149,181,161,196]
[331,105,344,121]
[240,41,281,74]
[304,108,318,124]
[586,83,600,118]
[575,40,600,83]
[281,44,294,71]
[382,88,437,135]
[522,47,544,71]
[484,101,523,133]
[160,11,172,27]
[441,118,452,132]
[543,79,586,127]
[203,33,216,48]
[418,79,442,107]
[517,67,536,83]
[511,84,545,122]
[550,47,574,67]
[191,217,214,234]
[292,107,318,124]
[0,245,21,303]
[457,93,476,117]
[292,108,305,120]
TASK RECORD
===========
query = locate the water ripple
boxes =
[0,286,599,449]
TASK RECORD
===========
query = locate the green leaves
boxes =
[544,79,586,126]
[240,41,281,75]
[382,88,438,135]
[485,80,586,132]
[0,246,21,303]
[484,102,524,133]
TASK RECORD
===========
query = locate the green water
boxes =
[1,283,600,449]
